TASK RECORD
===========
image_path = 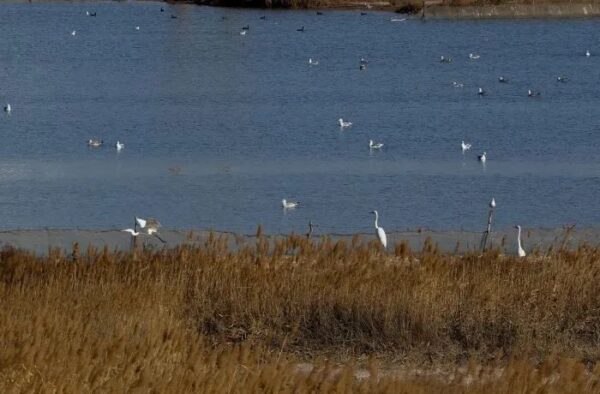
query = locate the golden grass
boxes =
[0,234,599,391]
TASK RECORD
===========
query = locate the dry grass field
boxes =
[0,233,599,391]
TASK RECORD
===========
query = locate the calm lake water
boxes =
[0,1,598,234]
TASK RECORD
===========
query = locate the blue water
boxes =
[0,1,598,234]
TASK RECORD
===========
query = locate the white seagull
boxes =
[478,152,487,163]
[461,140,472,152]
[478,87,486,96]
[527,89,541,97]
[489,198,496,209]
[369,140,383,149]
[586,49,591,57]
[4,103,11,113]
[371,210,387,249]
[469,53,480,60]
[498,76,508,83]
[135,26,140,31]
[338,118,352,128]
[87,139,103,147]
[240,30,247,36]
[515,225,526,257]
[308,58,319,65]
[71,30,76,36]
[282,199,299,209]
[115,141,125,151]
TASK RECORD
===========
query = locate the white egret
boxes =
[515,225,526,257]
[371,210,387,249]
[338,118,352,128]
[115,141,124,151]
[478,152,487,163]
[369,140,383,149]
[489,198,496,209]
[586,49,591,57]
[469,53,480,60]
[478,87,486,96]
[308,58,319,65]
[71,30,76,36]
[240,30,247,36]
[4,103,11,113]
[122,229,139,237]
[135,26,140,31]
[527,89,541,97]
[282,199,299,209]
[461,140,472,152]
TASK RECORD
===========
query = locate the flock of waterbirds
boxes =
[3,5,586,256]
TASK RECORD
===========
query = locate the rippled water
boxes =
[0,1,598,234]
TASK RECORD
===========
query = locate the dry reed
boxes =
[0,235,599,391]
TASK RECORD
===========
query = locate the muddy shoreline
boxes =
[0,227,595,255]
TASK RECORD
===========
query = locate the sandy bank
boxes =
[0,227,595,255]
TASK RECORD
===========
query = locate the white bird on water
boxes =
[308,58,319,65]
[371,210,387,249]
[282,199,299,209]
[4,103,11,113]
[369,140,383,149]
[489,198,496,209]
[478,87,486,96]
[586,49,591,57]
[135,26,140,31]
[452,81,464,88]
[240,30,247,36]
[478,151,487,163]
[469,53,480,60]
[115,141,124,151]
[338,118,352,128]
[71,30,76,36]
[461,140,472,152]
[87,139,103,147]
[515,225,526,257]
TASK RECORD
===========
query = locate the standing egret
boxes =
[371,210,387,249]
[115,141,124,151]
[586,49,591,57]
[515,225,526,257]
[489,198,496,209]
[4,103,11,113]
[478,87,486,96]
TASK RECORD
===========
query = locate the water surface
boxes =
[0,1,598,234]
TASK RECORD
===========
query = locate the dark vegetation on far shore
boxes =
[1,233,600,390]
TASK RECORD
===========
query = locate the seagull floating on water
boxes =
[87,139,103,147]
[338,118,352,128]
[71,30,76,36]
[527,89,541,97]
[557,76,568,83]
[498,76,508,83]
[515,225,526,257]
[308,58,319,65]
[489,198,496,209]
[282,199,299,209]
[478,87,486,96]
[240,30,247,36]
[440,56,452,63]
[115,141,124,151]
[478,151,487,163]
[586,49,591,57]
[135,26,140,31]
[369,140,383,149]
[371,210,387,249]
[468,53,480,60]
[461,140,472,152]
[4,103,11,113]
